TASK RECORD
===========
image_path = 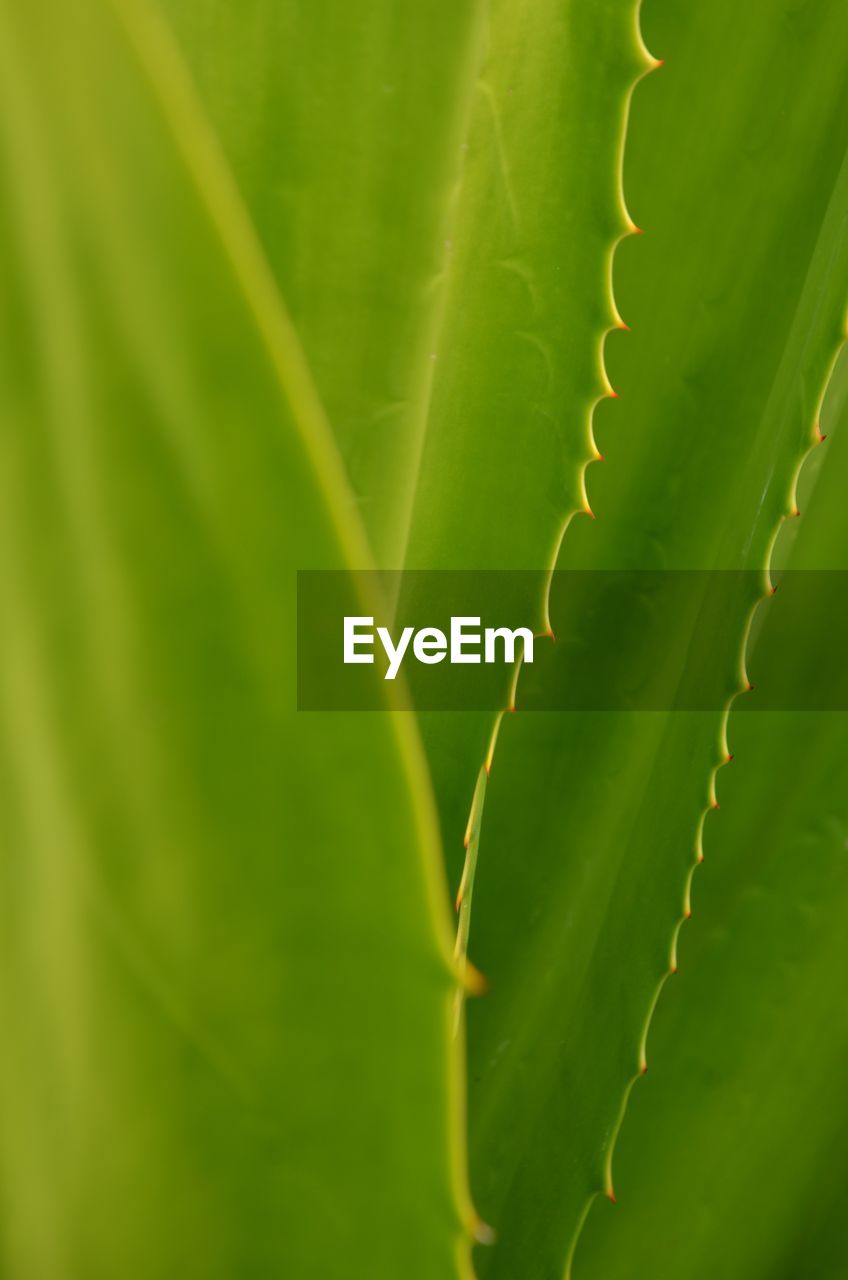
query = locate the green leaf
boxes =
[157,0,646,576]
[573,348,848,1280]
[0,0,470,1274]
[407,0,650,888]
[157,0,484,570]
[154,0,650,881]
[465,3,848,1276]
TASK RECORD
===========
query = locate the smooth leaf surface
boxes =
[0,0,469,1275]
[159,0,483,570]
[466,2,848,1276]
[155,0,649,880]
[574,349,848,1280]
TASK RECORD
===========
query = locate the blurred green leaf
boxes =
[0,0,469,1274]
[158,0,484,570]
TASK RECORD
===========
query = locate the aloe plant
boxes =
[1,0,847,1278]
[575,347,848,1280]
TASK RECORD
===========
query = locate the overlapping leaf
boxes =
[3,3,846,1279]
[156,0,648,880]
[465,2,848,1275]
[574,349,848,1280]
[0,0,468,1274]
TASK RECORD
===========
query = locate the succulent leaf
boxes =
[465,2,848,1274]
[154,0,648,886]
[0,0,469,1274]
[574,349,848,1280]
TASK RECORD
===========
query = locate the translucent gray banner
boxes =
[296,570,848,712]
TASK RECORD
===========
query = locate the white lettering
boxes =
[344,616,375,663]
[413,628,447,664]
[451,616,481,664]
[484,626,534,665]
[377,625,414,681]
[342,617,534,678]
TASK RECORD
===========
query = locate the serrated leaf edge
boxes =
[568,328,848,1278]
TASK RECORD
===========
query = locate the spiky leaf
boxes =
[465,3,848,1275]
